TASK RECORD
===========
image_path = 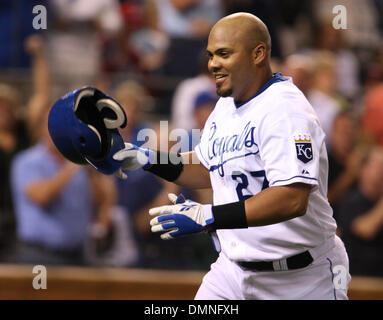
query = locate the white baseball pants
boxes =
[195,235,351,300]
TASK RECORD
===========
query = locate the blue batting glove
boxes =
[149,193,214,240]
[172,193,221,251]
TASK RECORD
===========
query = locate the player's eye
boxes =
[219,51,230,58]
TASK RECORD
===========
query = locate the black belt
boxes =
[237,250,313,271]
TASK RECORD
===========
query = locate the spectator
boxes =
[148,0,223,39]
[0,34,49,262]
[313,20,361,99]
[85,170,138,268]
[364,48,383,90]
[10,112,118,266]
[362,83,383,146]
[118,0,170,73]
[171,51,216,131]
[177,90,217,153]
[114,80,154,144]
[307,51,344,143]
[46,0,123,96]
[281,54,313,96]
[193,90,217,131]
[145,0,223,78]
[313,0,381,54]
[24,34,51,143]
[337,146,383,276]
[0,84,29,261]
[327,112,365,223]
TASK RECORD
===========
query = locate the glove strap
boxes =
[211,201,248,229]
[144,150,184,182]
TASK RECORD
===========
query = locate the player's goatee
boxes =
[217,88,233,97]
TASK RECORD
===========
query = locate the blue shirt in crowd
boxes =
[11,143,92,250]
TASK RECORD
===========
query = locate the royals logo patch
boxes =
[294,135,313,163]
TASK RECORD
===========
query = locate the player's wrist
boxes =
[144,150,184,182]
[201,204,214,230]
[140,148,155,169]
[211,201,248,230]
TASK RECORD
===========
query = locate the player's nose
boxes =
[208,56,221,73]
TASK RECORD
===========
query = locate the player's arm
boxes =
[148,183,311,239]
[113,143,211,189]
[243,182,311,226]
[174,151,211,189]
[113,144,211,189]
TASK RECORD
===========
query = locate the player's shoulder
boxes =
[264,78,317,121]
[269,77,308,104]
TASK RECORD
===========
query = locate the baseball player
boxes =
[50,13,350,300]
[113,13,351,300]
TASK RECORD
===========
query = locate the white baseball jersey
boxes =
[195,73,337,261]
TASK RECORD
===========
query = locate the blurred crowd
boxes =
[0,0,383,277]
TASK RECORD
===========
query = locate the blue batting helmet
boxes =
[48,86,127,175]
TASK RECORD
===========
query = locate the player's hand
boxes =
[149,193,214,240]
[112,143,155,179]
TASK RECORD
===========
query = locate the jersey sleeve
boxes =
[193,102,220,170]
[194,142,210,169]
[259,113,325,187]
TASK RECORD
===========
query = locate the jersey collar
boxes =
[234,72,289,109]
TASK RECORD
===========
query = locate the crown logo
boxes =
[294,135,311,143]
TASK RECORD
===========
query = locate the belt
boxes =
[237,250,313,272]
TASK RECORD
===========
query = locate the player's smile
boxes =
[214,73,228,86]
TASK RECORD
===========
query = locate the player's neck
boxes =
[234,66,273,105]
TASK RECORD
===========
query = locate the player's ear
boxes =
[252,43,267,65]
